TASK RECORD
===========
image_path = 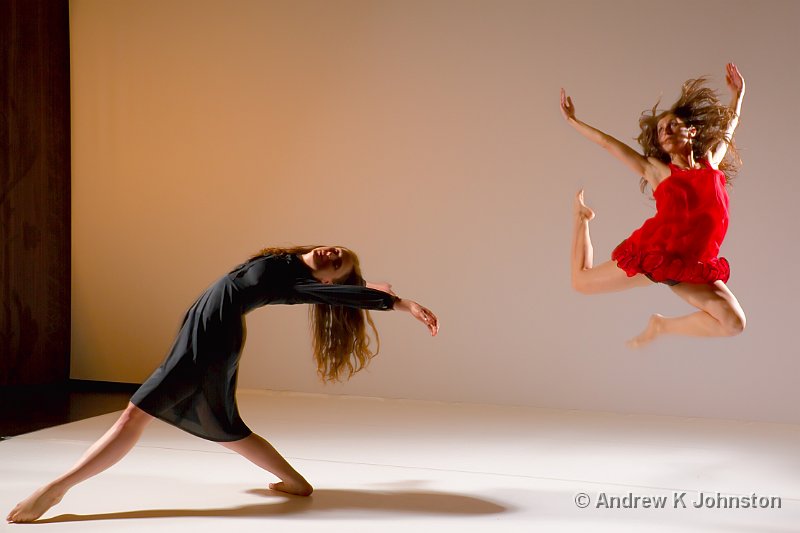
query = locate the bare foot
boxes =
[269,480,313,497]
[6,485,65,523]
[626,314,664,349]
[574,190,595,222]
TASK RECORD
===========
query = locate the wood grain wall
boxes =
[0,0,70,385]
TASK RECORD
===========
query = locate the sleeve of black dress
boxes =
[290,282,397,310]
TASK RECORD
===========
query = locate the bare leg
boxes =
[571,190,651,294]
[628,281,746,348]
[572,189,595,273]
[6,402,153,523]
[220,433,313,496]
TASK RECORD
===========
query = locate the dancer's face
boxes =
[309,246,354,283]
[657,113,696,154]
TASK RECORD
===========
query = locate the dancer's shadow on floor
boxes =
[37,488,509,523]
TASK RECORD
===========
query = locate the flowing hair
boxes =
[253,246,380,383]
[637,77,741,192]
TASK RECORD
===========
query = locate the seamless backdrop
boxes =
[70,0,800,423]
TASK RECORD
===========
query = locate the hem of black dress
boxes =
[132,401,253,443]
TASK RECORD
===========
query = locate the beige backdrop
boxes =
[70,0,800,423]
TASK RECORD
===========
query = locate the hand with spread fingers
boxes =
[725,62,745,97]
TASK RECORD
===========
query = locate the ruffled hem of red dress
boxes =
[611,240,730,284]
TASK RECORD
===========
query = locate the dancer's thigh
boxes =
[574,260,651,294]
[669,280,745,327]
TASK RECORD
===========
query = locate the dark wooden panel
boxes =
[0,0,71,385]
[0,380,138,437]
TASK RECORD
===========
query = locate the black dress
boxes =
[130,253,396,442]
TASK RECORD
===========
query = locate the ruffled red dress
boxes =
[612,160,730,284]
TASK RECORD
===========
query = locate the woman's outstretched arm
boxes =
[366,283,438,336]
[291,282,439,336]
[560,88,658,180]
[366,281,396,296]
[709,63,745,166]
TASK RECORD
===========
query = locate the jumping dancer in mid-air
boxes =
[561,63,746,347]
[7,246,439,523]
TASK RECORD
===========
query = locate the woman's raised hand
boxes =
[560,88,577,121]
[725,63,745,96]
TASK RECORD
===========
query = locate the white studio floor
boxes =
[2,390,799,532]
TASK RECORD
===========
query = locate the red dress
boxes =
[612,160,730,284]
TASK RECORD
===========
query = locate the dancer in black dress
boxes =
[7,246,439,523]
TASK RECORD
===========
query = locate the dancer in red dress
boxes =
[561,63,746,347]
[612,159,731,285]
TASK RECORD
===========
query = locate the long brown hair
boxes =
[253,245,380,383]
[637,77,741,192]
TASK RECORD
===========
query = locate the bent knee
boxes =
[724,311,746,336]
[118,403,153,428]
[712,304,746,336]
[571,275,595,295]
